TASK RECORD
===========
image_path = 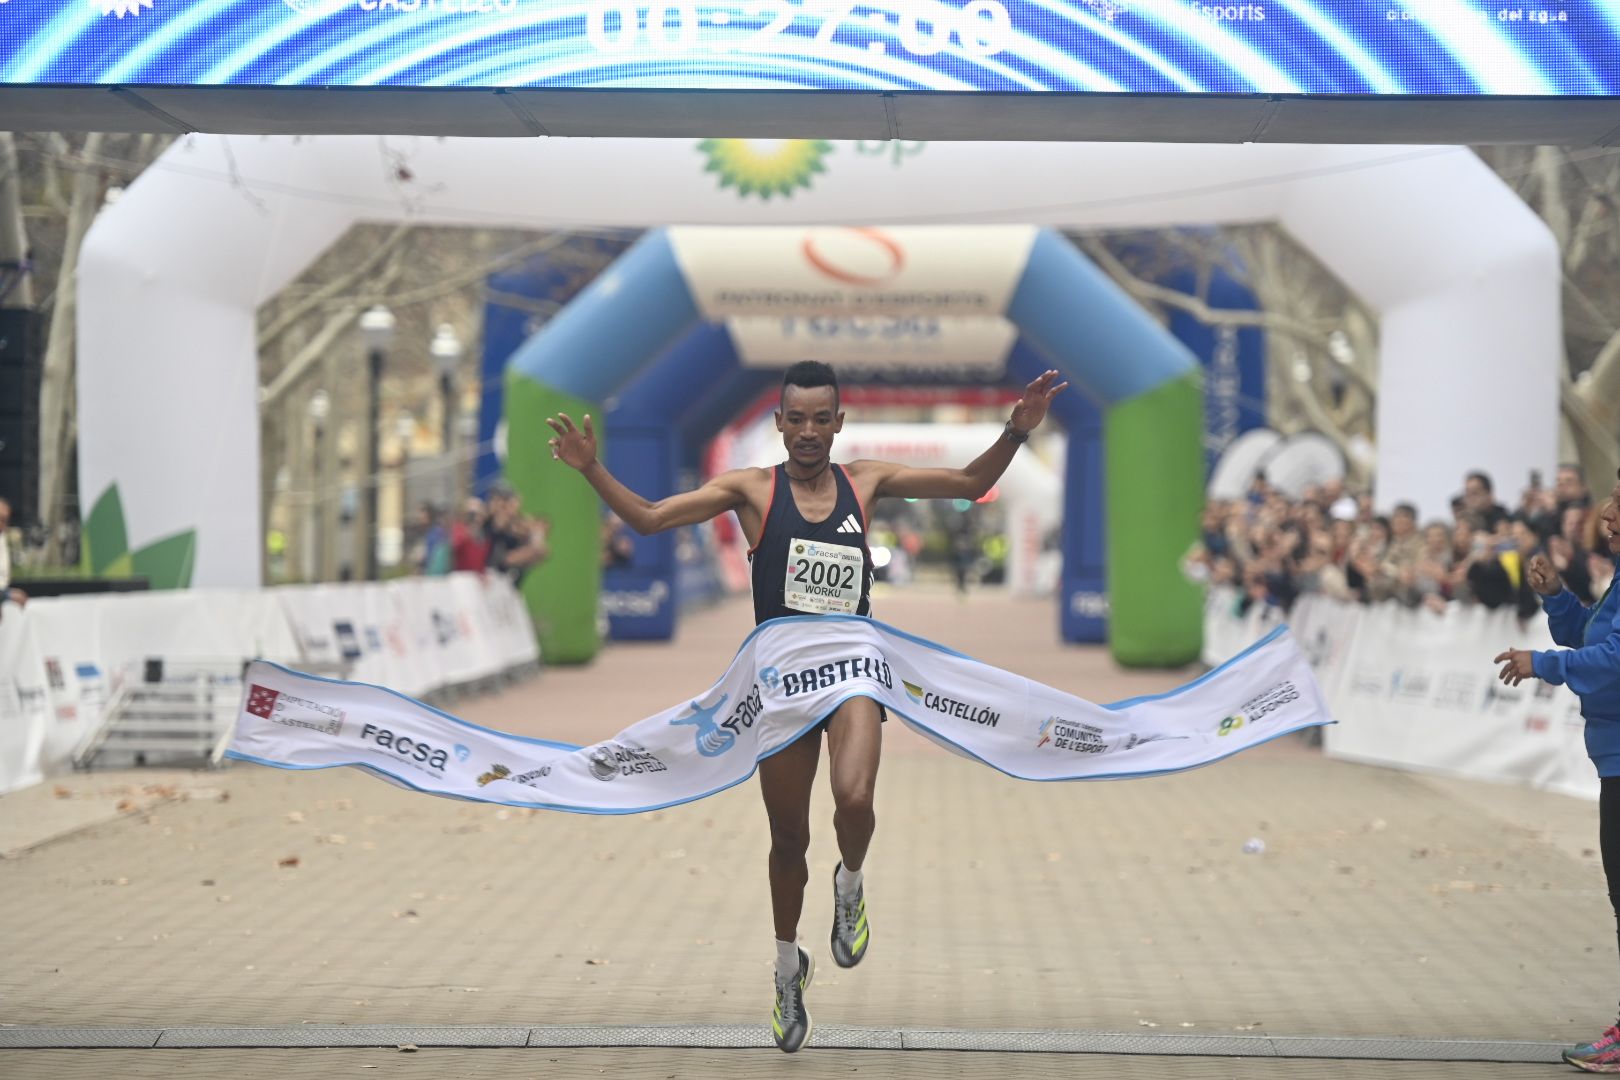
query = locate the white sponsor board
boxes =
[727,315,1016,375]
[0,573,538,795]
[1204,588,1598,800]
[669,226,1038,319]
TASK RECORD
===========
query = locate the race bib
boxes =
[784,538,864,615]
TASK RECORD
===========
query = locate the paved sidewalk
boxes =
[0,588,1610,1078]
[0,1047,1581,1079]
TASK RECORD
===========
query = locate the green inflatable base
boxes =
[504,374,605,665]
[1105,371,1205,668]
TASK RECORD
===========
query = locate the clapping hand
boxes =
[1526,553,1562,596]
[1492,648,1535,686]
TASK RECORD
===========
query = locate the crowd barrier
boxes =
[0,573,540,795]
[1204,588,1597,801]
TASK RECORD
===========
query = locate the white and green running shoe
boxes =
[771,945,814,1053]
[830,862,869,968]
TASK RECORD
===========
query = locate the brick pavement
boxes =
[0,587,1611,1075]
[0,1048,1572,1079]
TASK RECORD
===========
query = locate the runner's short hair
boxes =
[781,360,839,410]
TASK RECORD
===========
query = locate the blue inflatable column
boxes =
[603,323,742,640]
[1006,342,1106,642]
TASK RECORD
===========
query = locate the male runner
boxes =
[546,360,1066,1053]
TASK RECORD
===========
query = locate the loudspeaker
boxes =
[0,308,42,526]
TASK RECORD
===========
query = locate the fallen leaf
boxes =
[278,856,300,869]
[1045,852,1062,862]
[286,811,304,824]
[585,958,610,966]
[397,1044,418,1053]
[1137,1020,1159,1028]
[116,800,136,813]
[319,834,348,845]
[393,910,419,919]
[52,786,72,799]
[201,879,215,887]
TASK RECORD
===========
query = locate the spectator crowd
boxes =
[407,485,549,586]
[1188,465,1615,618]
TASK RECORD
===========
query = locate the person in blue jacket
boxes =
[1495,468,1620,1074]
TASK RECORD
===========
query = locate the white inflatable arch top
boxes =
[77,137,1557,586]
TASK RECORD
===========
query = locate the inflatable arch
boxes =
[75,136,1558,659]
[505,226,1203,667]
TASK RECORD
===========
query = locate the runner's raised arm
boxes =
[546,411,762,536]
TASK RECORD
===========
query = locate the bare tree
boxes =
[1075,223,1379,487]
[1475,145,1620,491]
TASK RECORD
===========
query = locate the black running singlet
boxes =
[749,464,874,626]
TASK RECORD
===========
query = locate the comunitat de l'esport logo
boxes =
[758,657,893,700]
[667,685,765,758]
[1035,716,1186,754]
[901,679,1000,728]
[360,724,469,775]
[587,741,668,781]
[1217,681,1299,736]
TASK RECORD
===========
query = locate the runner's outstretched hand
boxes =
[546,413,596,470]
[1009,370,1069,434]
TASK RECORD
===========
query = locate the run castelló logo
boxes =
[97,0,155,16]
[802,227,905,287]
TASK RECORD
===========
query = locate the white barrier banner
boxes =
[229,617,1332,812]
[1203,594,1596,800]
[0,574,538,794]
[0,609,51,794]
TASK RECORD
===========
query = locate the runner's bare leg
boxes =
[758,732,822,941]
[826,696,882,873]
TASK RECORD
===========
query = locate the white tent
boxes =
[78,137,1557,586]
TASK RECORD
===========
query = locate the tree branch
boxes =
[256,223,413,351]
[1080,235,1375,398]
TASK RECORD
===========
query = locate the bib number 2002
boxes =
[792,559,856,590]
[783,538,864,615]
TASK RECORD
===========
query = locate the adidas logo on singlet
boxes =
[835,514,862,535]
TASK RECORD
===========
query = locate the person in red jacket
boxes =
[450,497,491,573]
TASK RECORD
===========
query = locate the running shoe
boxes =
[1566,1023,1620,1072]
[771,945,814,1053]
[830,862,869,968]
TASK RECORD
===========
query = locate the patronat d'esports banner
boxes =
[1,0,1615,95]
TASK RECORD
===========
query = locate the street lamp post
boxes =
[359,305,396,582]
[394,410,415,572]
[430,323,462,464]
[307,390,331,582]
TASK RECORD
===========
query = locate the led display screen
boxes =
[1,0,1615,94]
